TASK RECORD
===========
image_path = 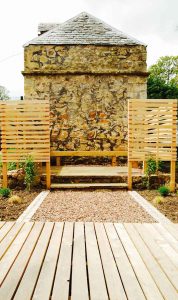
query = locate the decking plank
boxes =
[134,223,178,291]
[153,223,178,253]
[32,222,64,300]
[0,222,43,300]
[52,222,74,300]
[0,221,177,300]
[145,224,178,268]
[124,223,178,300]
[0,222,24,260]
[104,223,146,300]
[13,222,54,300]
[0,222,5,230]
[115,223,164,300]
[160,223,178,241]
[95,222,127,300]
[71,222,89,300]
[0,223,33,286]
[0,222,15,243]
[85,222,108,300]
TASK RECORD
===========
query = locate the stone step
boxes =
[50,183,128,189]
[42,166,143,177]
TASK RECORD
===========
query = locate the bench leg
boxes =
[46,161,51,189]
[128,161,132,190]
[56,157,61,166]
[112,156,117,166]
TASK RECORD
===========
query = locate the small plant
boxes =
[8,195,23,204]
[153,196,164,205]
[24,156,36,191]
[145,158,157,189]
[158,186,170,197]
[0,187,11,198]
[157,160,164,173]
[8,162,17,171]
[19,162,25,169]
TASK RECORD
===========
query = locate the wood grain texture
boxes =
[0,221,178,299]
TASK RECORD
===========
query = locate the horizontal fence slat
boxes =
[128,99,177,162]
[0,100,50,163]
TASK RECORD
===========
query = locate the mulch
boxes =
[139,190,178,223]
[0,189,40,221]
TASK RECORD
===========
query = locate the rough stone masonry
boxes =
[23,12,148,151]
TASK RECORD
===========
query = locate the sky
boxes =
[0,0,177,98]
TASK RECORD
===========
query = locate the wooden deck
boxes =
[0,222,178,299]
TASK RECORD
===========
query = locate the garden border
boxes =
[129,191,173,224]
[16,190,50,222]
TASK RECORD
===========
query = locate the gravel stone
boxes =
[32,190,156,222]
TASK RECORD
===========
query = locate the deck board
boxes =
[124,223,178,300]
[134,223,178,291]
[13,222,54,300]
[0,221,177,299]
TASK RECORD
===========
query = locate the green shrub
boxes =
[24,156,36,191]
[19,162,25,169]
[157,161,164,172]
[158,186,170,197]
[146,158,157,176]
[0,187,11,198]
[145,158,157,189]
[8,162,17,171]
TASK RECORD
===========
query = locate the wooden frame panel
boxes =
[0,100,50,188]
[128,99,177,191]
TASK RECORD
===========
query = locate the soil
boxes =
[32,190,156,223]
[0,189,40,221]
[139,190,178,223]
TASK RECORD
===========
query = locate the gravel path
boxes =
[32,190,156,222]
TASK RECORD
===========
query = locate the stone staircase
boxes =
[42,165,143,189]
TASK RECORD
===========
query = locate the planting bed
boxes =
[32,190,156,222]
[139,190,178,223]
[0,189,40,221]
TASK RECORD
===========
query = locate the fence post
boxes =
[128,161,132,190]
[143,161,147,174]
[2,162,7,188]
[46,161,51,189]
[170,160,175,192]
[56,157,61,166]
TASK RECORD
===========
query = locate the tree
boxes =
[147,56,178,99]
[0,85,10,100]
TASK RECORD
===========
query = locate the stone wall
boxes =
[23,44,147,151]
[24,45,147,74]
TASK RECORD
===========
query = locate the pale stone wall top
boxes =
[24,45,147,74]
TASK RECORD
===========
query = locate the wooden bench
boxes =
[51,150,127,166]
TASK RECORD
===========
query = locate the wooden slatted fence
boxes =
[128,99,177,191]
[0,100,50,188]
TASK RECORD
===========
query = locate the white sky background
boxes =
[0,0,177,98]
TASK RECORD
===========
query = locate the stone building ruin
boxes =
[23,12,147,151]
